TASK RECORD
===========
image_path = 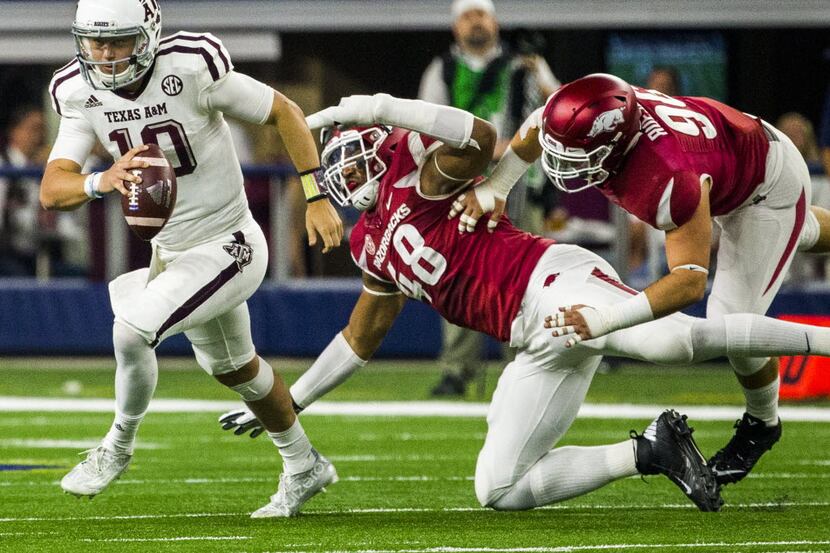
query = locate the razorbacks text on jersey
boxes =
[598,88,770,231]
[349,131,555,342]
[48,31,274,250]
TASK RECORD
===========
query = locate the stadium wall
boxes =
[0,280,827,358]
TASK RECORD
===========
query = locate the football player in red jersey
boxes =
[220,93,830,512]
[451,73,830,487]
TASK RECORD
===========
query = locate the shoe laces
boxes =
[78,446,110,474]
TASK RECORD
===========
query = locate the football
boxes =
[120,143,177,241]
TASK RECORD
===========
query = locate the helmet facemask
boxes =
[73,27,153,90]
[538,131,614,193]
[321,127,390,211]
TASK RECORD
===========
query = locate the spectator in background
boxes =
[821,84,830,179]
[777,112,822,168]
[0,106,84,277]
[645,65,681,96]
[418,0,561,396]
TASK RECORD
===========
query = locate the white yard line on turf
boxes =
[4,502,830,523]
[3,472,826,489]
[80,536,250,543]
[0,438,166,449]
[2,397,830,421]
[279,542,830,553]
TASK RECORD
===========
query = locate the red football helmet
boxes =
[539,73,642,193]
[321,125,406,211]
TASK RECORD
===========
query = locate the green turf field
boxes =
[2,359,829,553]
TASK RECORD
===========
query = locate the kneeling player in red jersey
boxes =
[223,94,830,512]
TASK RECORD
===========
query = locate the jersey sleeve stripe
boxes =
[54,58,79,76]
[157,45,221,81]
[159,33,231,73]
[50,64,81,117]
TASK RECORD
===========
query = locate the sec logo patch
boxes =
[161,75,184,96]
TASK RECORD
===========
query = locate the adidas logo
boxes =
[84,95,103,108]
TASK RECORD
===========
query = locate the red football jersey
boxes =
[599,88,770,230]
[349,131,555,342]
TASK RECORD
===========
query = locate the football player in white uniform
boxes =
[40,0,341,517]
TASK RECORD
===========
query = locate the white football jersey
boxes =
[48,31,274,250]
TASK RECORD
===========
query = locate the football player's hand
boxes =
[306,95,376,130]
[544,304,603,347]
[219,408,265,438]
[447,184,506,233]
[100,144,150,196]
[306,106,341,130]
[306,197,344,253]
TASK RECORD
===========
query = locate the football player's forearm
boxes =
[40,166,90,211]
[510,128,542,162]
[289,331,368,409]
[643,270,707,319]
[273,95,320,174]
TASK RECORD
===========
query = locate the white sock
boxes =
[102,411,145,454]
[743,378,780,426]
[492,441,637,510]
[691,314,830,361]
[104,322,158,453]
[268,418,315,475]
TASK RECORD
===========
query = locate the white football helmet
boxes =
[72,0,162,90]
[320,126,392,212]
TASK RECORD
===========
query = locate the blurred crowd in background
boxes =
[1,0,829,289]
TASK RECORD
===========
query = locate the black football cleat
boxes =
[430,374,467,397]
[707,413,781,486]
[632,409,723,512]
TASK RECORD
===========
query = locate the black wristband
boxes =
[306,193,328,204]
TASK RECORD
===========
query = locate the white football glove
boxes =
[218,408,264,439]
[306,95,377,130]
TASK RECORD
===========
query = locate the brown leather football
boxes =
[121,143,177,241]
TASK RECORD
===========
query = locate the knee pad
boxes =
[190,333,256,376]
[729,355,771,377]
[798,209,819,251]
[113,320,152,355]
[229,357,275,402]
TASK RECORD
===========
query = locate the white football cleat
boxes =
[251,450,338,518]
[61,445,132,498]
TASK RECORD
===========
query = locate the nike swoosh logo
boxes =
[385,193,393,210]
[806,333,811,354]
[676,478,692,495]
[713,469,745,476]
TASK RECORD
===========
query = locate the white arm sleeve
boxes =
[47,115,96,166]
[200,71,274,125]
[418,58,450,105]
[289,332,368,409]
[486,146,532,199]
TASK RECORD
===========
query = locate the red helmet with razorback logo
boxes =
[539,73,641,193]
[320,125,407,211]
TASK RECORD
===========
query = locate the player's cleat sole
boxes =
[251,450,338,518]
[632,409,723,512]
[60,445,132,498]
[430,374,467,397]
[708,412,782,486]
